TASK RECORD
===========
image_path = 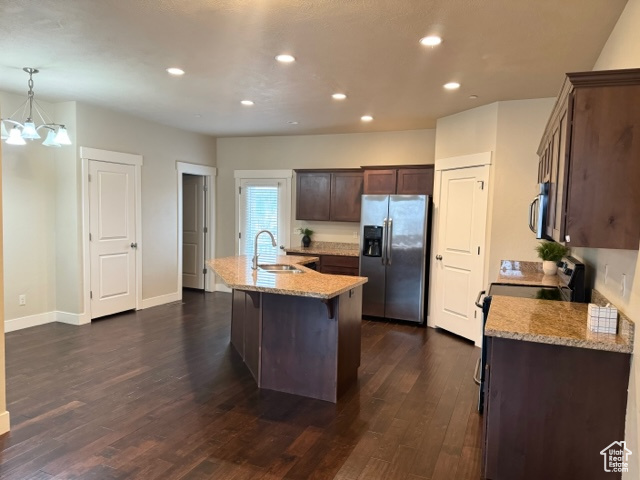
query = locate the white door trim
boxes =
[177,162,217,293]
[233,170,293,256]
[430,152,492,346]
[80,147,143,324]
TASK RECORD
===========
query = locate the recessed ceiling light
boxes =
[332,93,347,100]
[166,67,185,76]
[241,100,254,106]
[275,54,295,63]
[469,95,479,99]
[420,35,442,46]
[444,82,461,90]
[287,121,299,125]
[361,115,373,122]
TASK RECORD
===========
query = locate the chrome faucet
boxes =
[252,230,277,269]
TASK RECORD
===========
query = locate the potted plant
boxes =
[297,227,314,248]
[535,240,568,275]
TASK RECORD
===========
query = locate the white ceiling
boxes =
[0,0,627,137]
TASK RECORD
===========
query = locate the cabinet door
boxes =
[396,167,434,195]
[330,172,363,222]
[552,109,570,242]
[545,129,560,240]
[363,169,397,194]
[565,85,640,249]
[296,172,331,221]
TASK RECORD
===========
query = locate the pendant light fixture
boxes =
[0,67,72,147]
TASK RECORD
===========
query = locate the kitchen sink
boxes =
[258,264,304,273]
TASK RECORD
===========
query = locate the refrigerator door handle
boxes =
[387,218,393,265]
[381,218,388,265]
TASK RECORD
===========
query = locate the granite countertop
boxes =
[207,255,367,299]
[285,241,360,257]
[485,294,633,354]
[496,260,560,286]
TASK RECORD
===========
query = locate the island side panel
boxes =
[483,337,630,480]
[337,287,362,399]
[231,290,245,358]
[243,291,261,383]
[260,293,338,403]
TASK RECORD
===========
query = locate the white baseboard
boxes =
[56,311,90,326]
[140,291,182,309]
[0,411,10,435]
[4,311,56,333]
[215,283,232,293]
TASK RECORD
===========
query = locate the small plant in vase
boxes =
[535,240,568,275]
[297,227,314,248]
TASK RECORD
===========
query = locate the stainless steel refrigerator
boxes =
[359,195,431,324]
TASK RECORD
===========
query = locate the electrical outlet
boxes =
[352,231,359,239]
[19,294,26,306]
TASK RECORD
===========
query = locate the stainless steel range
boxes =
[474,256,587,412]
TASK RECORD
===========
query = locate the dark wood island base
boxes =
[231,287,362,403]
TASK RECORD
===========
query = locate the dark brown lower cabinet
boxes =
[483,337,631,480]
[285,252,360,276]
[231,288,362,403]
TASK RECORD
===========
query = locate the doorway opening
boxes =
[176,162,217,297]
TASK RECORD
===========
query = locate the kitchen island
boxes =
[207,255,367,402]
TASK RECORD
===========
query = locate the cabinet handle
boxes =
[130,242,138,249]
[436,254,443,261]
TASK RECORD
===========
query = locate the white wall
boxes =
[572,0,640,477]
[1,98,217,329]
[434,99,554,285]
[216,129,435,258]
[1,92,58,324]
[75,104,218,304]
[490,99,556,281]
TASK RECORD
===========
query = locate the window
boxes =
[235,171,292,261]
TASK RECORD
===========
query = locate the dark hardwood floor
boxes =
[0,290,482,479]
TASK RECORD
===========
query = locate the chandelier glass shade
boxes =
[0,67,72,147]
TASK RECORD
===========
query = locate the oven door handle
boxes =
[475,290,486,309]
[473,357,482,385]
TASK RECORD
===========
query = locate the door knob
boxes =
[130,242,138,249]
[436,255,443,260]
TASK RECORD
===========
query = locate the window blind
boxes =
[242,184,279,261]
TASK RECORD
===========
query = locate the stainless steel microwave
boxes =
[528,182,548,239]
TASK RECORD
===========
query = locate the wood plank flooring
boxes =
[0,290,482,479]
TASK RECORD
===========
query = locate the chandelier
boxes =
[0,67,72,147]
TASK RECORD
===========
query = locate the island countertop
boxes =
[485,295,634,354]
[207,255,367,299]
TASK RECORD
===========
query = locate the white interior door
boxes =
[433,165,489,343]
[182,174,205,289]
[89,160,137,319]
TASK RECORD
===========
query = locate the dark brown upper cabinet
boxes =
[296,171,331,221]
[538,68,640,249]
[363,169,397,194]
[330,171,364,222]
[295,169,363,222]
[363,165,434,195]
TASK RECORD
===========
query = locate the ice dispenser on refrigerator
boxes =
[362,226,383,257]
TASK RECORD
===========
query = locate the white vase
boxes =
[542,260,558,275]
